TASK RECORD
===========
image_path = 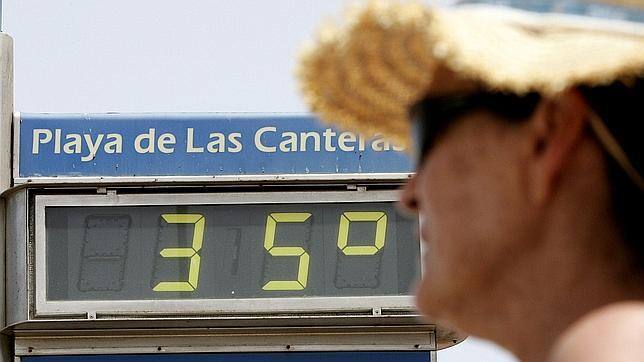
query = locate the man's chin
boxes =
[414,276,463,321]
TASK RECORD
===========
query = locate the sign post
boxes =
[0,21,12,362]
[0,34,11,193]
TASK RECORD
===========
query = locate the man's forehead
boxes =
[419,64,482,99]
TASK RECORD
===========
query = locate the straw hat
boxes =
[297,0,644,146]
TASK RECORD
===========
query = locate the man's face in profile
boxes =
[402,106,539,320]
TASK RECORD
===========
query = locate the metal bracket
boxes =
[97,188,116,196]
[346,184,367,192]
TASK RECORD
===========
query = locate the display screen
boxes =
[45,202,419,301]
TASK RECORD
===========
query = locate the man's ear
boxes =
[528,89,589,204]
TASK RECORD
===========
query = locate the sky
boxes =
[3,1,517,361]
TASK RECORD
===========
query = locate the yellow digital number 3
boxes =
[153,214,205,292]
[337,212,387,255]
[262,212,311,291]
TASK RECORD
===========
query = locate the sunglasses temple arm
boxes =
[587,112,644,191]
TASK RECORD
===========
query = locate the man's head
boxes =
[401,78,644,324]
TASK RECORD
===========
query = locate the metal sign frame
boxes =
[34,190,417,318]
[14,327,437,356]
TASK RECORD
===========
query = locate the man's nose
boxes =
[398,174,419,215]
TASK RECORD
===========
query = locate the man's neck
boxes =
[450,207,643,362]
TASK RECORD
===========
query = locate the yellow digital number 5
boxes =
[262,212,311,291]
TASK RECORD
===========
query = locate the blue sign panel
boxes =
[23,352,430,362]
[19,113,412,178]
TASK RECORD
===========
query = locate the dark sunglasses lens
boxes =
[410,92,540,166]
[411,117,426,166]
[410,100,463,165]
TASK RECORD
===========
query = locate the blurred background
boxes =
[3,1,518,360]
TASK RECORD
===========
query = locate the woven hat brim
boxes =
[297,2,644,147]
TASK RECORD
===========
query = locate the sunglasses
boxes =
[408,91,541,165]
[408,91,644,190]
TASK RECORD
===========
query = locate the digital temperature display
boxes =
[45,201,420,301]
